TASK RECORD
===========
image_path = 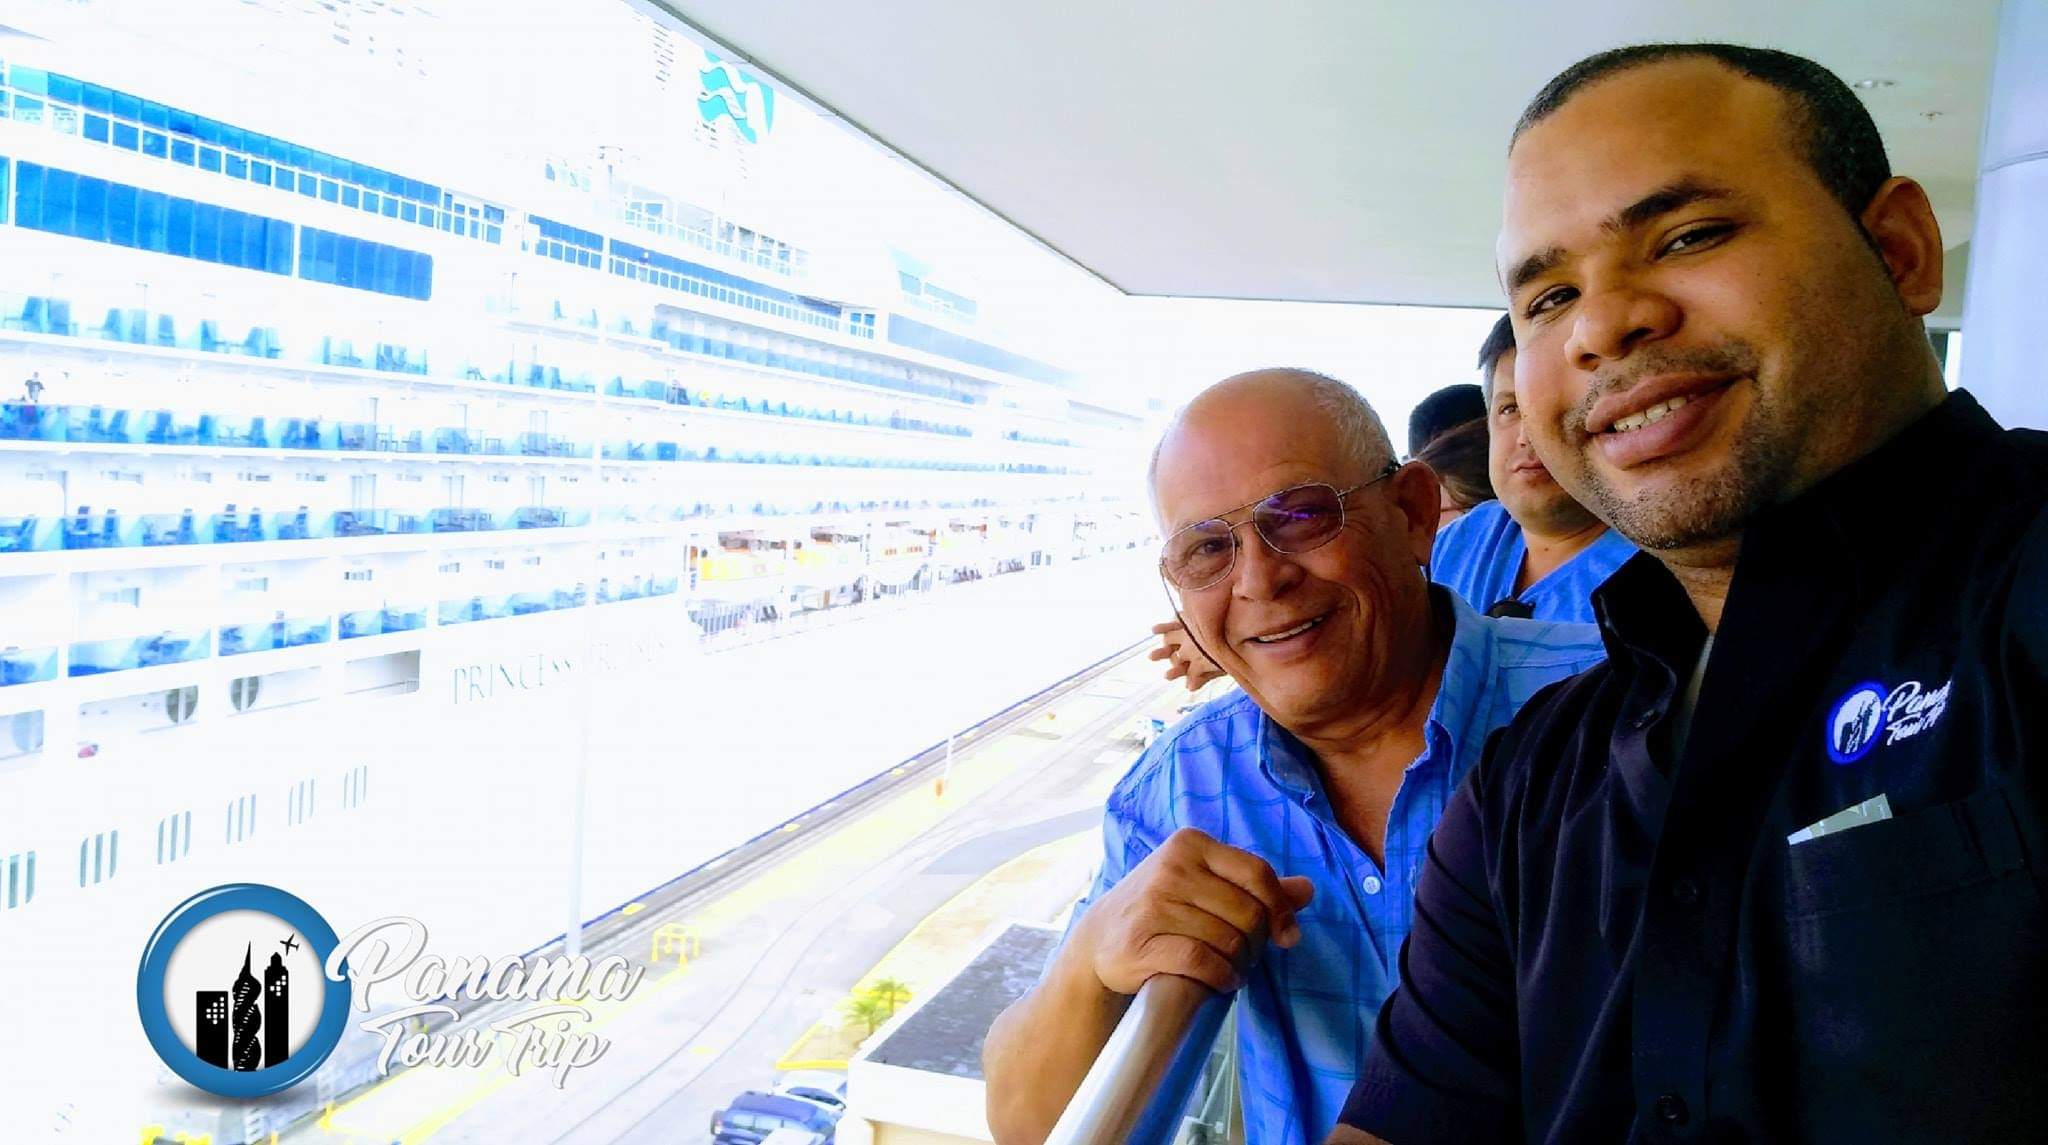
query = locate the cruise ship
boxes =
[0,24,1153,1137]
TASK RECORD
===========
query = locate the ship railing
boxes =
[1044,975,1244,1145]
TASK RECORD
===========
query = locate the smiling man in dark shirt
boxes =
[1331,43,2048,1144]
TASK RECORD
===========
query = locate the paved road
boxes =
[296,650,1198,1143]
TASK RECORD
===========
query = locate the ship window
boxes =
[76,830,118,886]
[288,778,315,825]
[342,765,369,810]
[0,849,32,909]
[155,811,191,864]
[225,793,256,844]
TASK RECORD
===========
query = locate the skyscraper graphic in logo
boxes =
[191,938,296,1069]
[1826,681,1889,764]
[698,53,775,142]
[138,885,351,1098]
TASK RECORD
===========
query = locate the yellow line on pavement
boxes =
[392,965,689,1144]
[323,656,1157,1141]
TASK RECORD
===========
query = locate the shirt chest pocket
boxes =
[1780,785,2034,919]
[1771,785,2048,1139]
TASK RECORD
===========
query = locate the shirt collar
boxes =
[1591,388,2000,670]
[1257,586,1495,800]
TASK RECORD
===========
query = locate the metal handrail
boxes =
[1042,974,1237,1145]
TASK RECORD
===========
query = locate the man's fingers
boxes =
[1149,619,1186,636]
[1147,644,1173,661]
[1138,934,1240,994]
[1170,873,1272,941]
[1279,875,1316,908]
[1199,843,1301,937]
[1276,876,1315,944]
[1154,898,1252,967]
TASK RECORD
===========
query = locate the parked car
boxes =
[773,1069,849,1115]
[710,1090,838,1145]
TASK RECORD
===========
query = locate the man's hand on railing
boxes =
[1149,619,1226,692]
[983,828,1313,1144]
[1073,827,1314,995]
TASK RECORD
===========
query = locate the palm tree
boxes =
[867,977,913,1017]
[842,993,891,1036]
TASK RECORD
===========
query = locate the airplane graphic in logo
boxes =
[280,934,300,956]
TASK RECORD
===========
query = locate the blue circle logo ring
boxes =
[1824,681,1890,765]
[137,883,352,1098]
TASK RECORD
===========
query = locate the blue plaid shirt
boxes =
[1066,590,1606,1144]
[1431,499,1636,623]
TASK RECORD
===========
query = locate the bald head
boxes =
[1146,368,1444,738]
[1149,369,1395,520]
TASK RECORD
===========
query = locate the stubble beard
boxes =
[1557,341,1795,553]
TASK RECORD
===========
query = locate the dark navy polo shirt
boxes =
[1339,390,2048,1143]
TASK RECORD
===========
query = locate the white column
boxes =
[1960,0,2048,429]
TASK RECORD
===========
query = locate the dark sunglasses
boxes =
[1159,463,1401,592]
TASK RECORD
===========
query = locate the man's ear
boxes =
[1858,176,1944,317]
[1388,462,1442,565]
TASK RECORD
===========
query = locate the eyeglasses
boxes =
[1159,464,1401,592]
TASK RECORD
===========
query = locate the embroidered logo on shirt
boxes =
[1825,678,1951,764]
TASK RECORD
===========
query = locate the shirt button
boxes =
[1654,1093,1690,1126]
[1361,875,1383,895]
[1671,878,1701,906]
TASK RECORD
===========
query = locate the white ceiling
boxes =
[649,0,1997,311]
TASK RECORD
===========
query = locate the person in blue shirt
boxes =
[1430,313,1635,622]
[983,369,1606,1145]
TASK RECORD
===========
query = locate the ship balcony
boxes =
[211,507,328,544]
[426,507,499,533]
[438,593,513,626]
[646,325,983,406]
[0,514,62,553]
[489,362,600,394]
[0,402,67,442]
[0,646,60,687]
[67,628,212,676]
[338,606,429,639]
[595,573,683,604]
[217,614,332,656]
[331,509,430,538]
[510,505,590,529]
[602,380,976,439]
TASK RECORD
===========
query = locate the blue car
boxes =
[710,1090,837,1144]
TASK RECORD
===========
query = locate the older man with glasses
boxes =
[983,369,1605,1145]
